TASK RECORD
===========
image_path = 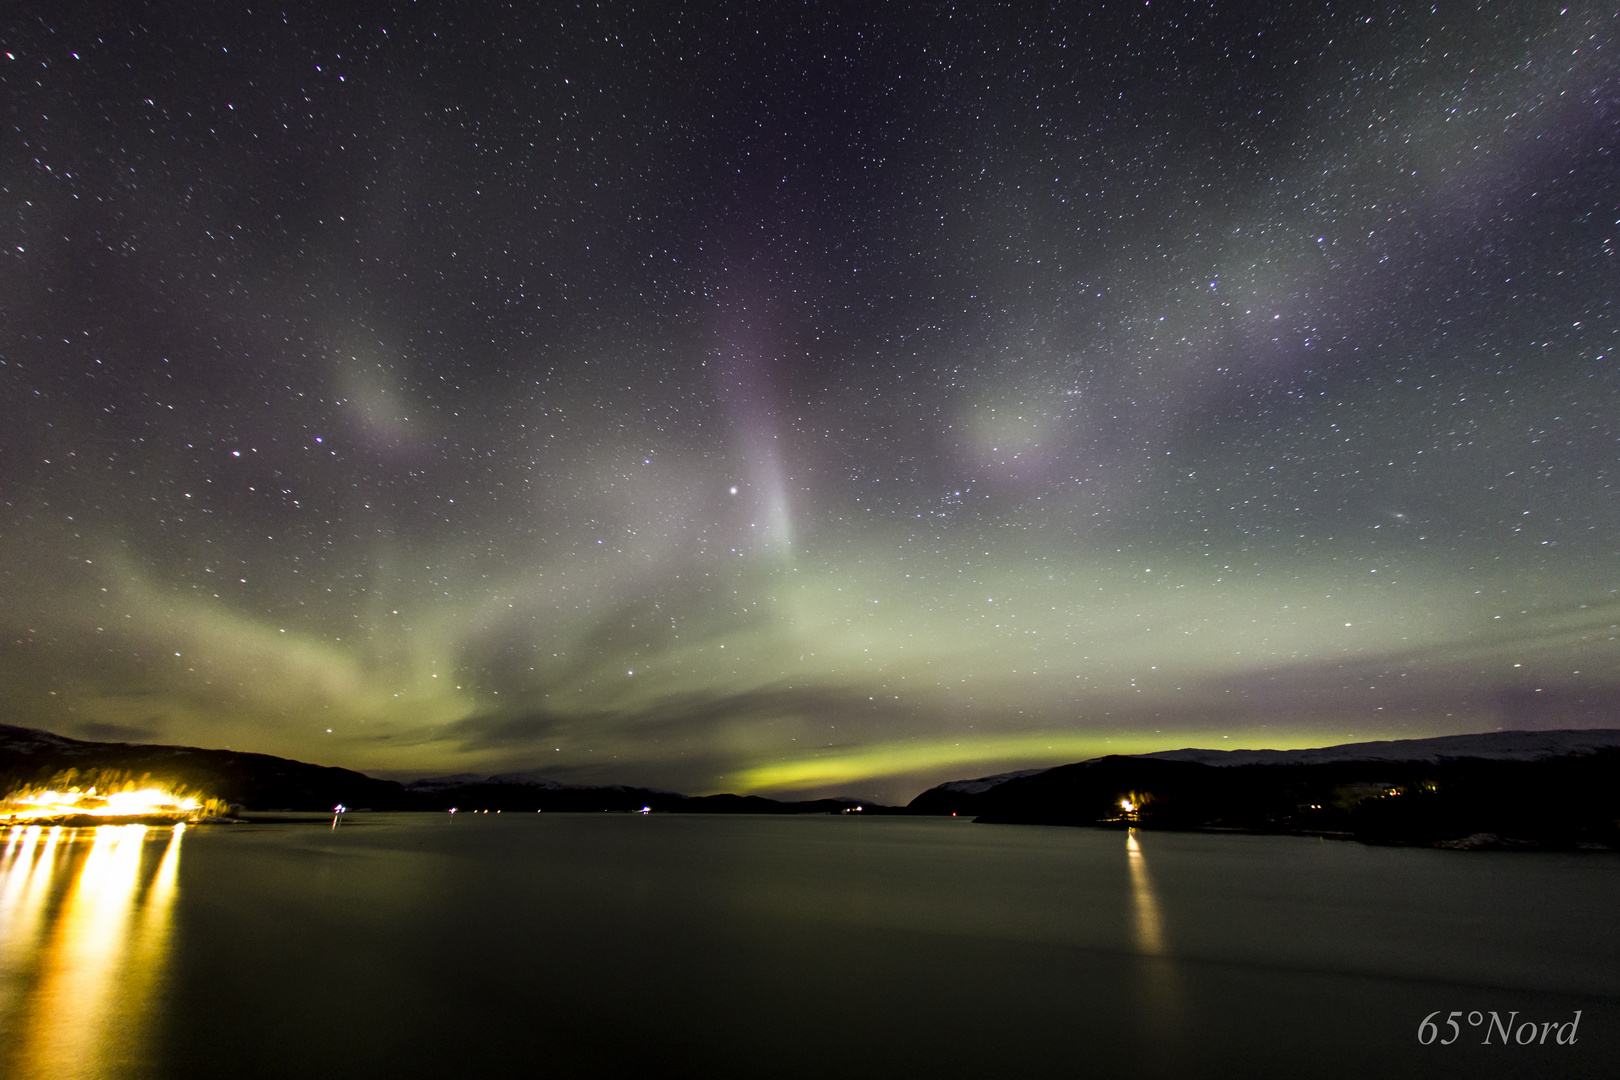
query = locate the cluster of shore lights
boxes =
[0,784,204,824]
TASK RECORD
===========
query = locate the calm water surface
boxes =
[0,814,1613,1079]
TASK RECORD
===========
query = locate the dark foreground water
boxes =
[0,814,1613,1079]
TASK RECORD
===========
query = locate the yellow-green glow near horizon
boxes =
[10,526,1611,802]
[731,729,1341,794]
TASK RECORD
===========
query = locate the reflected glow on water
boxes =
[1125,827,1183,1049]
[0,824,185,1080]
[1126,828,1165,956]
[0,826,65,1024]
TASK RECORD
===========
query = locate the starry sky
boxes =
[1,1,1616,802]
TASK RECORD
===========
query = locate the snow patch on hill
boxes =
[932,768,1050,795]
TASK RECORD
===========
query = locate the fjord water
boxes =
[0,816,1613,1079]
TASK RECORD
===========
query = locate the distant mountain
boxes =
[1135,728,1620,767]
[908,729,1620,848]
[404,772,687,813]
[405,770,890,815]
[0,724,893,815]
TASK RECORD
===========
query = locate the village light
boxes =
[0,782,213,824]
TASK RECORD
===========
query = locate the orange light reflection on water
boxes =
[1124,827,1183,1049]
[0,823,185,1080]
[1125,828,1166,956]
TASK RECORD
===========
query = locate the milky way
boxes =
[2,2,1615,800]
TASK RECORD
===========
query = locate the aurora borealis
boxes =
[2,2,1615,801]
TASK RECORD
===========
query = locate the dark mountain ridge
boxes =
[0,725,889,814]
[10,723,1614,839]
[400,771,887,814]
[909,729,1620,848]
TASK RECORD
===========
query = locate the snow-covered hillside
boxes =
[930,768,1050,796]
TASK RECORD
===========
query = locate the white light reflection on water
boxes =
[0,823,185,1080]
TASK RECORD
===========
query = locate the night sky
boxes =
[2,2,1615,802]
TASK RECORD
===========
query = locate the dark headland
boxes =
[4,723,1618,847]
[909,729,1620,849]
